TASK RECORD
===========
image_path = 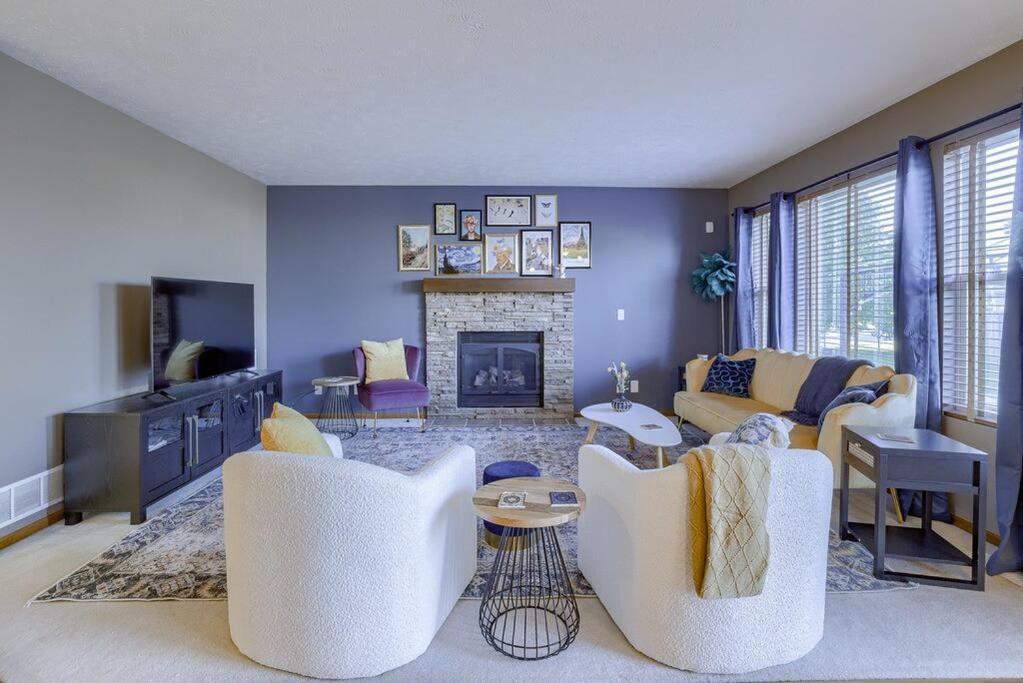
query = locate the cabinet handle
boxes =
[189,416,199,466]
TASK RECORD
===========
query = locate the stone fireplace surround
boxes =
[424,279,574,417]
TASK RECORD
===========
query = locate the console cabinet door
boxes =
[259,373,281,412]
[189,393,227,477]
[229,384,259,450]
[141,404,190,503]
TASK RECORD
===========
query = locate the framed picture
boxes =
[520,229,554,276]
[397,224,431,272]
[436,243,482,275]
[485,195,532,226]
[459,209,483,241]
[434,203,456,235]
[534,194,558,227]
[484,233,520,274]
[559,221,591,269]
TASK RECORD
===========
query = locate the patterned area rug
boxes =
[34,422,912,602]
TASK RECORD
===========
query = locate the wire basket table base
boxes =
[478,525,580,660]
[314,384,359,439]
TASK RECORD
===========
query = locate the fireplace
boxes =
[458,331,543,408]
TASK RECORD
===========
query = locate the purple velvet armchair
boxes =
[353,344,430,436]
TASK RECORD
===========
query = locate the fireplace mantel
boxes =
[422,278,575,293]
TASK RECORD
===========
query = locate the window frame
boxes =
[937,117,1020,426]
[792,161,898,366]
[750,207,771,348]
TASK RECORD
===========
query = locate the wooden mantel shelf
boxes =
[422,277,575,293]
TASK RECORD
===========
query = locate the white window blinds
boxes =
[794,168,897,366]
[941,124,1019,422]
[750,210,770,348]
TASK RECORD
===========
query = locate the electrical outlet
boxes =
[314,385,323,395]
[630,380,639,393]
[705,221,714,234]
[617,308,625,321]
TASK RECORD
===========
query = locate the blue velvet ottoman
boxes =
[482,460,540,547]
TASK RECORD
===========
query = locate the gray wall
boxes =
[0,54,267,505]
[726,40,1023,533]
[728,40,1023,211]
[268,186,728,412]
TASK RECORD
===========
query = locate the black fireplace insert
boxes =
[457,331,543,408]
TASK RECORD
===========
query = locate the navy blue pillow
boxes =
[701,354,756,398]
[817,385,882,430]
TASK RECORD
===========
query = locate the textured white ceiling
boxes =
[2,1,1022,187]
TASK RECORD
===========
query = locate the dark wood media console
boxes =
[63,369,282,524]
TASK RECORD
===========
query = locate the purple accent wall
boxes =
[267,186,728,412]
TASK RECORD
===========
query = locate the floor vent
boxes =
[0,489,11,526]
[1,466,63,530]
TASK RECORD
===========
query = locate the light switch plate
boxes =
[314,386,323,395]
[630,380,639,393]
[617,309,625,321]
[705,221,714,233]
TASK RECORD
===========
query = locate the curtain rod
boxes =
[746,101,1023,212]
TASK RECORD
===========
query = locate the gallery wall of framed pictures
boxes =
[397,193,591,276]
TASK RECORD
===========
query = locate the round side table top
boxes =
[311,376,359,388]
[473,477,586,528]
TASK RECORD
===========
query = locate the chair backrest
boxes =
[353,344,421,383]
[224,451,424,676]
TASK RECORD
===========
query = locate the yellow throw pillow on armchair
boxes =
[362,338,409,383]
[260,402,333,457]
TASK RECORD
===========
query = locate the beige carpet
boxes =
[3,489,1023,681]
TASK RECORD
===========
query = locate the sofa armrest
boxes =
[685,357,714,394]
[817,378,918,462]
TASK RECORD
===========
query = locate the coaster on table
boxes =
[877,433,916,444]
[549,491,579,508]
[497,491,527,509]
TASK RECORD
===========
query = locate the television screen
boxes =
[151,277,255,390]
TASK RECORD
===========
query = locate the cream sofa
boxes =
[578,443,832,673]
[223,444,477,679]
[674,348,917,487]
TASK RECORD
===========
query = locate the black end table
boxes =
[839,425,987,590]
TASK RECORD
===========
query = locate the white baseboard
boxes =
[0,466,63,530]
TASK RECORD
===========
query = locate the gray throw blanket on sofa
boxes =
[781,356,869,426]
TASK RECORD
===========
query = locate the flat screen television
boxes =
[150,277,255,390]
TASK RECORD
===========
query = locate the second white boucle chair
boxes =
[223,444,477,679]
[578,443,832,674]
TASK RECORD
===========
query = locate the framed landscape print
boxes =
[436,243,482,275]
[459,209,482,241]
[534,194,558,227]
[397,224,431,272]
[434,203,456,235]
[559,221,591,269]
[484,233,519,274]
[485,195,532,226]
[520,229,554,276]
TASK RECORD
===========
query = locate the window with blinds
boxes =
[941,124,1019,422]
[750,210,770,347]
[794,167,897,366]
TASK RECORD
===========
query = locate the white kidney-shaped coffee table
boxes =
[580,402,683,468]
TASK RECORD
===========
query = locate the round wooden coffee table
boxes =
[311,376,359,439]
[473,477,586,660]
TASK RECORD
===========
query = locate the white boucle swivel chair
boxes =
[577,443,832,674]
[223,444,477,679]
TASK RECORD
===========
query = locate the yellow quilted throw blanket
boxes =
[682,443,771,599]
